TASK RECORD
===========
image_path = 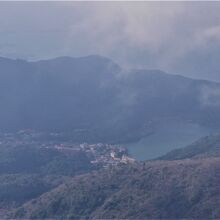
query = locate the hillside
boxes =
[0,174,70,217]
[0,139,94,216]
[9,157,220,219]
[0,145,93,176]
[1,56,220,143]
[0,130,220,219]
[159,133,220,160]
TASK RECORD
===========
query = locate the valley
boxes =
[1,2,220,219]
[0,55,220,219]
[1,129,220,219]
[0,130,135,173]
[125,119,217,160]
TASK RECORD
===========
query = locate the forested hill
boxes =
[1,55,220,143]
[9,157,220,219]
[0,131,220,219]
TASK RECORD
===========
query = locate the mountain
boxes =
[1,55,220,219]
[1,55,220,143]
[9,157,220,219]
[159,133,220,160]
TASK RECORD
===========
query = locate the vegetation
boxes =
[159,133,220,160]
[1,118,220,219]
[1,56,220,143]
[9,158,220,219]
[0,145,93,176]
[0,174,70,208]
[0,144,96,217]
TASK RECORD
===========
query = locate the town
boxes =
[0,129,135,168]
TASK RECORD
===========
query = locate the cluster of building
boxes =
[80,143,135,167]
[0,130,135,168]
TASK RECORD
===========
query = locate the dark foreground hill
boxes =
[0,174,70,217]
[1,55,220,143]
[9,157,220,219]
[0,144,94,217]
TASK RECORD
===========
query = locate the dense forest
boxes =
[1,56,220,143]
[0,133,220,219]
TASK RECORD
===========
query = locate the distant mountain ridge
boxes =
[1,55,220,143]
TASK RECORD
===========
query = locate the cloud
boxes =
[62,2,186,63]
[200,85,220,107]
[0,2,220,80]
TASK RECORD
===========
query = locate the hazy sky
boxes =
[1,2,220,81]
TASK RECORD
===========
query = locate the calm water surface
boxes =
[125,121,216,160]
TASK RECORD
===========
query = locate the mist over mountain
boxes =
[1,55,220,143]
[1,55,220,219]
[1,2,220,219]
[2,2,220,81]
